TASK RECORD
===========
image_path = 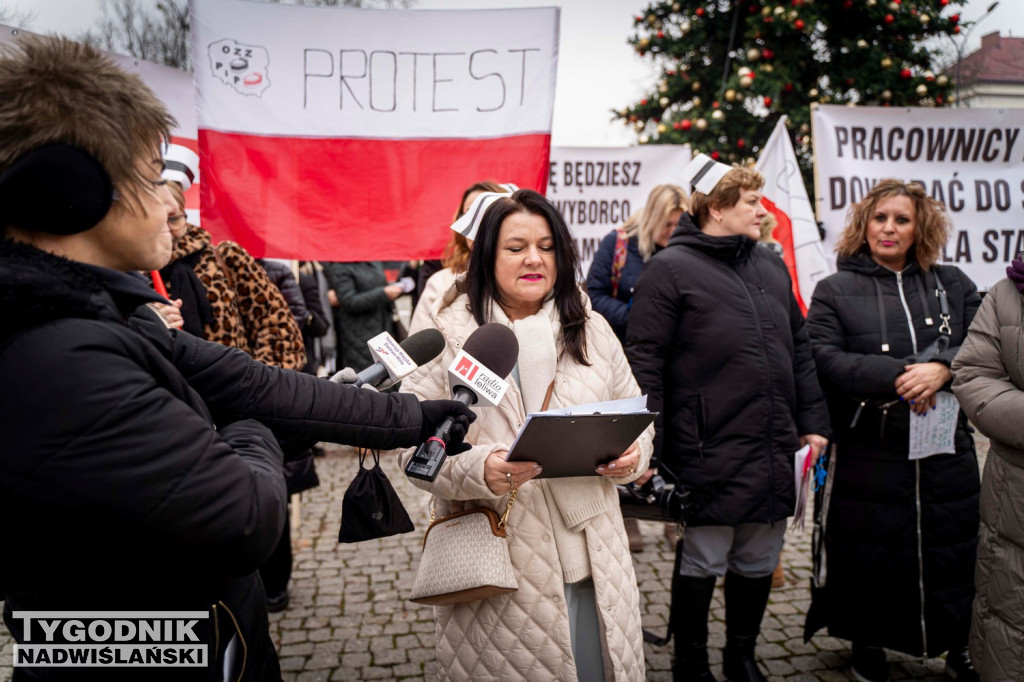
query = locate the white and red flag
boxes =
[756,117,834,314]
[190,0,559,260]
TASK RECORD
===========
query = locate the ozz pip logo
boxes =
[454,356,479,381]
[208,38,271,97]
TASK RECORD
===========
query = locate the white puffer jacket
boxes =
[400,285,652,681]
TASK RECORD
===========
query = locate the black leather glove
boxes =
[419,399,476,454]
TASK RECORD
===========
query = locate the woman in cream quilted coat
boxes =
[400,189,653,681]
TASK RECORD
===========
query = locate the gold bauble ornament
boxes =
[936,75,949,86]
[747,48,761,61]
[787,9,798,20]
[638,38,650,49]
[681,21,691,33]
[639,134,650,143]
[740,75,754,88]
[659,96,670,107]
[920,14,930,24]
[916,84,928,96]
[691,81,702,92]
[725,89,737,102]
[672,2,681,11]
[948,93,956,103]
[857,39,869,49]
[695,118,708,131]
[692,96,702,107]
[657,123,668,133]
[634,121,646,132]
[773,6,785,16]
[734,93,744,103]
[888,1,899,10]
[762,6,772,16]
[866,0,876,6]
[808,88,819,98]
[762,64,774,73]
[711,109,724,120]
[924,70,935,80]
[647,14,657,25]
[880,57,893,68]
[881,89,892,100]
[799,123,810,133]
[659,82,669,93]
[738,66,753,77]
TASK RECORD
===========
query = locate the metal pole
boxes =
[952,2,1000,108]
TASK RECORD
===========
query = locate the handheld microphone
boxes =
[405,323,519,482]
[343,329,445,389]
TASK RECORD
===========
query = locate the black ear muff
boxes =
[0,143,114,235]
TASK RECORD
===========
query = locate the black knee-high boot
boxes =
[672,575,718,682]
[722,571,772,682]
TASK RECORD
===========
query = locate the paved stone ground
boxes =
[0,436,988,681]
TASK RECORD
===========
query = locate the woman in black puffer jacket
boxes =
[627,157,829,682]
[803,179,981,682]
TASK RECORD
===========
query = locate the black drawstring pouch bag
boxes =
[338,449,415,543]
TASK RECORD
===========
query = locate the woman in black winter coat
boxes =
[586,183,689,343]
[626,157,830,682]
[323,261,403,370]
[803,179,981,682]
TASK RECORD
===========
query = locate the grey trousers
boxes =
[678,522,787,579]
[564,578,605,680]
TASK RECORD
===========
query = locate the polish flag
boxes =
[756,117,834,314]
[190,0,559,261]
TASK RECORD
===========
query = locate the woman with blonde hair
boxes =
[586,183,689,342]
[804,179,981,682]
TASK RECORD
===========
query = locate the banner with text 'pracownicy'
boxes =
[190,0,559,260]
[812,104,1024,290]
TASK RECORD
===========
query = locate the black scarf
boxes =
[159,249,213,338]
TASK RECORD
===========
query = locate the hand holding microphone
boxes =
[405,324,519,482]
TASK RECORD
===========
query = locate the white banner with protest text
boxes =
[812,104,1024,290]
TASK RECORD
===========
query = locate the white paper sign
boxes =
[908,391,959,460]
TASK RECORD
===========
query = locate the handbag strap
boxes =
[541,381,555,412]
[610,228,629,298]
[932,270,951,337]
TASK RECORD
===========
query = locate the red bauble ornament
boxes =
[846,77,855,86]
[696,7,706,17]
[953,26,961,34]
[763,96,773,106]
[784,82,794,92]
[936,95,944,104]
[667,69,676,76]
[951,14,960,23]
[749,4,758,12]
[711,151,721,160]
[657,31,665,38]
[940,0,948,5]
[900,68,912,79]
[795,19,805,30]
[681,119,693,130]
[762,48,775,60]
[641,98,648,105]
[713,100,720,108]
[843,0,853,8]
[737,139,746,148]
[893,0,901,5]
[792,0,803,6]
[884,13,895,24]
[635,15,643,23]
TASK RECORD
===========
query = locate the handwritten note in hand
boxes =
[908,391,959,460]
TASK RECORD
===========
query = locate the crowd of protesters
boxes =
[0,32,1015,682]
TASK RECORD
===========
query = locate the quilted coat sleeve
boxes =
[169,331,425,450]
[788,286,831,437]
[952,281,1024,449]
[586,231,630,332]
[219,242,306,370]
[625,256,682,466]
[806,276,907,398]
[0,322,287,575]
[591,314,654,483]
[398,353,505,502]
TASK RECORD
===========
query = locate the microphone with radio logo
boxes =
[404,323,519,482]
[331,328,445,390]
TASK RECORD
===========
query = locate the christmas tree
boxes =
[619,0,967,189]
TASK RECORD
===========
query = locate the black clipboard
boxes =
[505,412,657,478]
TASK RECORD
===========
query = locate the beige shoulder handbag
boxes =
[408,383,554,606]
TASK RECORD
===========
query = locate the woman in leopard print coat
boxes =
[153,182,305,370]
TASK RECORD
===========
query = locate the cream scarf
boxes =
[489,297,608,583]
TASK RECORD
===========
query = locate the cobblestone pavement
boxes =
[1,436,989,681]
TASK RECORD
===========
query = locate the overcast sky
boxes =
[3,0,1020,147]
